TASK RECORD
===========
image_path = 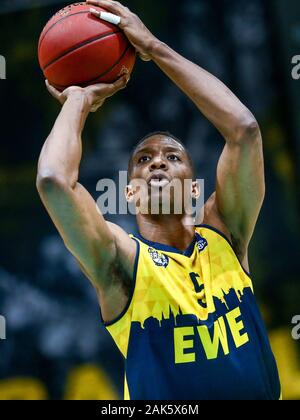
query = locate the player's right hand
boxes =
[87,0,158,62]
[45,74,129,112]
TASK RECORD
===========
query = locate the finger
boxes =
[106,74,130,95]
[89,74,128,96]
[116,73,130,86]
[90,8,121,25]
[86,0,126,16]
[45,80,61,99]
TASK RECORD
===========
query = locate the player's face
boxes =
[127,135,196,215]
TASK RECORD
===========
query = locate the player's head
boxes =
[128,131,194,180]
[126,132,199,216]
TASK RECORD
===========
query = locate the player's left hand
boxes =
[86,0,158,61]
[45,74,129,112]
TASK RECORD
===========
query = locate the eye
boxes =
[168,154,180,161]
[138,156,151,164]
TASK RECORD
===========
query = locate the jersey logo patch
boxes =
[196,236,208,253]
[148,247,169,268]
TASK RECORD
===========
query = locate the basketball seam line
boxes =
[39,11,89,51]
[38,7,110,51]
[42,30,122,71]
[84,44,131,85]
[52,44,132,89]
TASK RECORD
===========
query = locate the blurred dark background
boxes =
[0,0,299,399]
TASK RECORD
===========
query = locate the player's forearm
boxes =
[37,93,90,188]
[150,41,258,142]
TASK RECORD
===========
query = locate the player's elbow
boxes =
[36,171,68,196]
[233,113,261,144]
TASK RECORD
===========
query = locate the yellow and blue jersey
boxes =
[101,225,281,400]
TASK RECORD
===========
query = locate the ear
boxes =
[191,181,200,200]
[125,184,135,203]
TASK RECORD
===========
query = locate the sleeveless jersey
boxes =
[101,225,281,400]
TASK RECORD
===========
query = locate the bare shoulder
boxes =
[202,193,250,272]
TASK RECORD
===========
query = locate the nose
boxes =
[150,154,168,171]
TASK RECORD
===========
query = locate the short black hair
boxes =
[128,131,194,178]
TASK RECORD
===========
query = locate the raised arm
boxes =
[37,77,136,321]
[151,50,264,267]
[88,0,265,267]
[149,46,264,259]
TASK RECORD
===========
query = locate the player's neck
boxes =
[136,214,195,252]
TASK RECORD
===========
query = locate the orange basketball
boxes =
[38,2,136,91]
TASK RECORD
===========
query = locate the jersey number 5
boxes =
[189,272,207,308]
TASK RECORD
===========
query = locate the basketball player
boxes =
[37,0,281,400]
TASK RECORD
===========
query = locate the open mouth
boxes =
[148,174,170,188]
